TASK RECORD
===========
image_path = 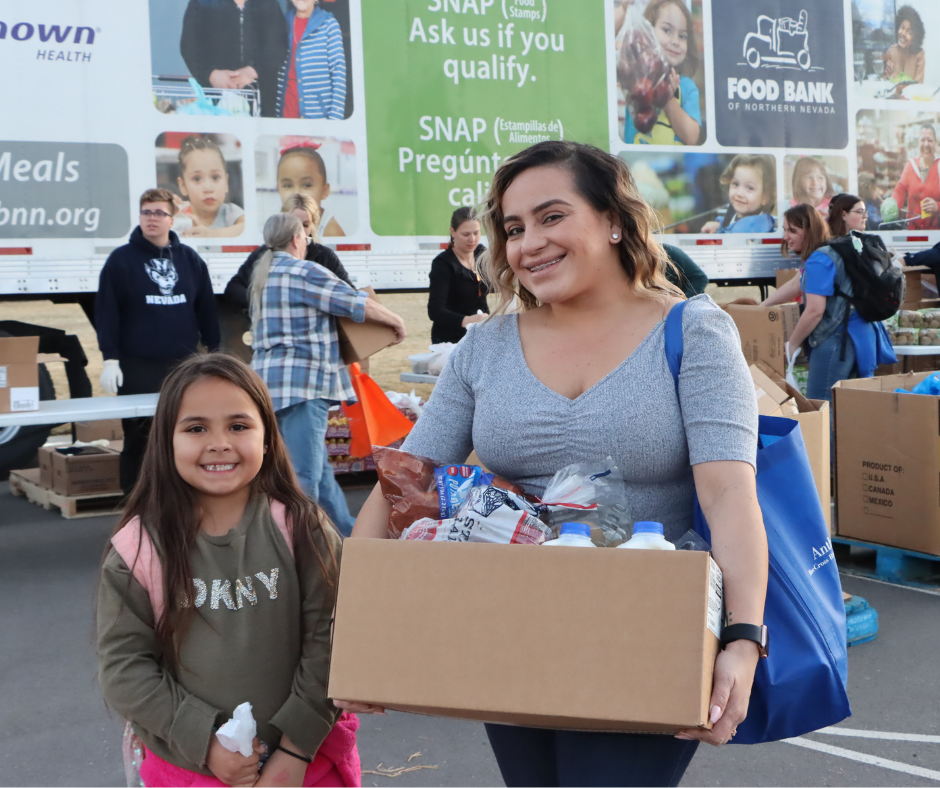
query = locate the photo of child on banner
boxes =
[342,363,414,459]
[785,155,848,218]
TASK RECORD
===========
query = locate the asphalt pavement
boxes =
[2,480,939,787]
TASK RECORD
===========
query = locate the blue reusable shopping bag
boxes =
[665,300,851,744]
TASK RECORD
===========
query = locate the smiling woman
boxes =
[344,140,768,786]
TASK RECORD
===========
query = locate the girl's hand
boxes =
[206,736,263,787]
[701,221,720,234]
[675,640,760,746]
[332,699,387,715]
[668,68,681,96]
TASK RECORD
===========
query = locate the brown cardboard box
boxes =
[902,266,929,309]
[834,372,940,555]
[74,419,124,442]
[750,364,792,416]
[51,446,121,497]
[38,445,55,489]
[723,304,799,377]
[751,363,831,531]
[329,540,721,732]
[0,336,40,413]
[336,287,398,364]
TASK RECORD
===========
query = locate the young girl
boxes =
[276,142,346,237]
[277,0,347,120]
[622,0,701,146]
[702,155,777,233]
[97,354,359,788]
[173,135,246,238]
[790,157,835,217]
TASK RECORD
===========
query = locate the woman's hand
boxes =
[333,699,387,715]
[206,736,264,787]
[920,197,938,216]
[676,640,760,746]
[232,66,259,89]
[363,299,407,344]
[209,69,240,89]
[701,221,720,234]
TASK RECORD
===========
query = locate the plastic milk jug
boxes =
[618,521,676,550]
[544,522,597,547]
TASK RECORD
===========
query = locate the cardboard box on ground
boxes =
[722,304,799,377]
[329,540,721,733]
[50,446,121,496]
[0,336,40,413]
[336,287,398,365]
[749,362,831,531]
[834,371,940,556]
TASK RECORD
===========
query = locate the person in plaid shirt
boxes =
[251,213,405,534]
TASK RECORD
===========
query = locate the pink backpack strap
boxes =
[270,499,295,559]
[111,517,165,624]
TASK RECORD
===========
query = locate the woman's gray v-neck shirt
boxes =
[401,294,758,540]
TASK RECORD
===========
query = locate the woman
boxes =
[857,172,883,231]
[892,123,939,231]
[882,5,925,85]
[250,213,405,536]
[764,203,895,402]
[427,207,489,344]
[827,192,869,238]
[225,194,352,311]
[180,0,288,118]
[339,142,768,787]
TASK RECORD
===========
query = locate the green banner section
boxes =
[363,0,609,236]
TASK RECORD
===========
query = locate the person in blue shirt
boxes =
[619,0,701,145]
[702,155,777,234]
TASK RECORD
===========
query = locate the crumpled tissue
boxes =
[216,702,257,757]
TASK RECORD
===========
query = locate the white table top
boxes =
[400,372,439,385]
[0,394,159,427]
[892,345,940,356]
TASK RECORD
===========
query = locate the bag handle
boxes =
[664,299,689,397]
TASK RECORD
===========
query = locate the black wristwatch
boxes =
[721,623,769,658]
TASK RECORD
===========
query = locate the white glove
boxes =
[784,342,800,391]
[100,359,123,395]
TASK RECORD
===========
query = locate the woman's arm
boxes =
[677,460,767,746]
[786,293,826,350]
[428,255,478,330]
[325,20,348,120]
[351,483,393,539]
[760,274,801,306]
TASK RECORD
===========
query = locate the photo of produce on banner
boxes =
[857,109,940,231]
[853,0,940,101]
[255,135,358,238]
[614,0,706,146]
[148,0,354,119]
[618,152,776,233]
[154,132,245,238]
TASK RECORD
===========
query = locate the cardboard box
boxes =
[51,446,121,497]
[329,540,721,732]
[723,304,799,377]
[902,266,929,309]
[38,445,56,489]
[74,419,124,442]
[750,363,832,532]
[0,336,40,413]
[834,372,940,555]
[336,287,398,364]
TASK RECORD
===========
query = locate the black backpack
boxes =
[827,231,905,323]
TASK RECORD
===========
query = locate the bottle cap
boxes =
[560,522,592,538]
[632,521,665,536]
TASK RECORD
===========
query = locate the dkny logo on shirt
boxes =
[184,568,280,611]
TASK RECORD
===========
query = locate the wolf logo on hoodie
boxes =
[145,258,179,297]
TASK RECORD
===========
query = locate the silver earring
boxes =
[612,233,620,240]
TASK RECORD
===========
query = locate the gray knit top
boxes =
[401,295,758,540]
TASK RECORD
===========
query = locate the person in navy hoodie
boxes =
[95,188,221,491]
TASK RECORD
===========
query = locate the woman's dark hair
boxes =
[644,0,699,78]
[896,6,925,52]
[448,206,477,249]
[828,193,863,238]
[105,353,339,672]
[781,204,831,262]
[479,141,682,313]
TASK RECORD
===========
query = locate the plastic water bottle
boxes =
[617,521,676,550]
[544,522,596,547]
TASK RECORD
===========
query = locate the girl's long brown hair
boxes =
[781,203,831,262]
[106,353,339,672]
[827,193,862,238]
[479,141,682,314]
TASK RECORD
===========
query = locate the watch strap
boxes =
[721,623,769,657]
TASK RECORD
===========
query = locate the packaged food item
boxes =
[373,446,524,538]
[888,326,918,346]
[921,311,940,330]
[541,459,632,547]
[401,485,550,545]
[542,522,596,548]
[617,521,676,551]
[898,310,924,329]
[616,6,673,135]
[919,328,940,346]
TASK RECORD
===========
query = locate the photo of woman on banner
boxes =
[178,0,288,118]
[882,5,925,85]
[891,122,940,231]
[701,155,776,234]
[615,0,704,146]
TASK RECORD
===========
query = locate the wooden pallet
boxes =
[833,536,940,590]
[9,468,123,519]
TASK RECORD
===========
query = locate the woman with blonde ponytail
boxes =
[341,141,767,786]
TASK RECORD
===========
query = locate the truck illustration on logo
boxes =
[743,10,811,71]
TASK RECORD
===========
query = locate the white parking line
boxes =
[784,737,940,782]
[818,727,940,744]
[840,570,940,597]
